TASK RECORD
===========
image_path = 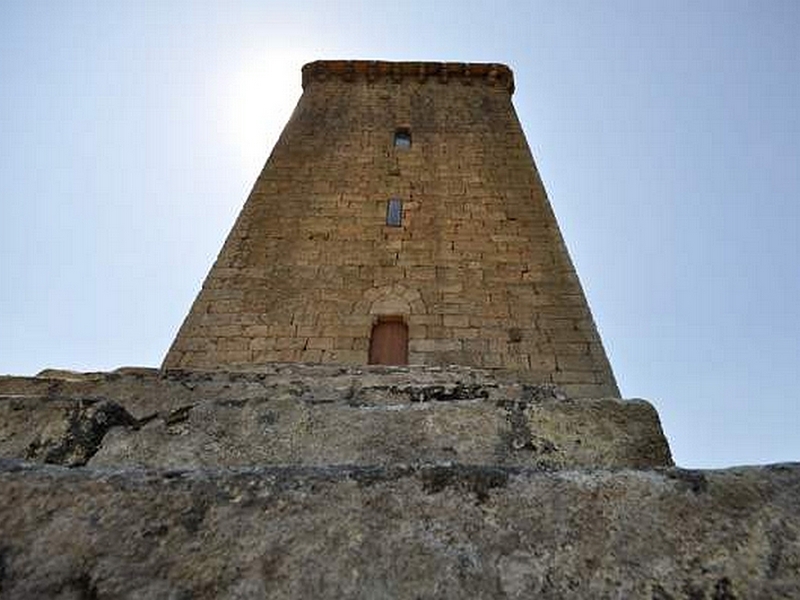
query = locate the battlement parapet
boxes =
[301,60,515,94]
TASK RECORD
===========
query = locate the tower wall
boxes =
[163,61,618,398]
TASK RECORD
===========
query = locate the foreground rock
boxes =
[0,460,798,599]
[2,365,795,598]
[0,365,671,470]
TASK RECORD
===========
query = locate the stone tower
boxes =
[164,60,618,398]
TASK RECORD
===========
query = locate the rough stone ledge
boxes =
[0,363,565,410]
[0,365,671,470]
[0,459,798,599]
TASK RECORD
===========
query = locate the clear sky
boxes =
[1,1,798,469]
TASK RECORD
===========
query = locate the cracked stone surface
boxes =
[0,461,798,599]
[0,364,794,598]
[0,365,671,469]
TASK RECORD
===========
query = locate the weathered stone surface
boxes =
[2,364,562,415]
[0,365,793,598]
[0,460,798,599]
[22,400,138,467]
[0,365,671,469]
[88,395,667,470]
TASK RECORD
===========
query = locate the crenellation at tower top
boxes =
[163,60,618,398]
[301,60,515,93]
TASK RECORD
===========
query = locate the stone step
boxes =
[0,364,555,412]
[0,459,797,599]
[0,365,671,470]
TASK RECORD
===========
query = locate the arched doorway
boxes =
[368,317,408,365]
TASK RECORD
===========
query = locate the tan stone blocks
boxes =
[274,337,306,350]
[203,300,241,314]
[479,302,510,318]
[442,315,469,328]
[272,349,302,362]
[176,337,216,352]
[528,354,557,371]
[407,322,427,338]
[249,337,276,351]
[539,318,579,333]
[556,354,604,372]
[244,325,270,337]
[396,251,433,266]
[542,328,598,343]
[352,338,369,351]
[321,350,365,364]
[216,350,250,363]
[306,337,335,350]
[468,316,503,328]
[431,339,461,352]
[552,370,603,385]
[486,337,511,355]
[299,349,324,362]
[484,266,523,284]
[206,325,243,338]
[340,314,373,327]
[535,305,590,319]
[295,325,316,338]
[438,282,463,294]
[431,302,471,316]
[333,337,355,350]
[551,342,590,355]
[250,349,280,363]
[500,353,531,369]
[321,325,367,338]
[451,327,481,339]
[409,339,436,353]
[408,314,441,326]
[404,266,435,281]
[267,324,296,337]
[406,351,429,364]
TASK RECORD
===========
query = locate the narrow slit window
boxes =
[386,198,403,227]
[393,128,411,149]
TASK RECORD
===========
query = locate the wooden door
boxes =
[368,319,408,365]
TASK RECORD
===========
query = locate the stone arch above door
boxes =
[354,284,426,316]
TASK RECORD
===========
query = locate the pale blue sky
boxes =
[1,1,798,468]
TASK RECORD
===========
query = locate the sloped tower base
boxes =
[0,366,798,598]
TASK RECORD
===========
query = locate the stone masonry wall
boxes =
[163,61,618,398]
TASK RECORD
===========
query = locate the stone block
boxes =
[442,315,470,328]
[1,461,798,598]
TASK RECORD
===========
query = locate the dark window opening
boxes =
[394,128,411,149]
[386,198,403,227]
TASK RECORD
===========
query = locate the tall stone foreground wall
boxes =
[2,460,799,599]
[0,365,669,471]
[1,366,798,598]
[163,61,618,398]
